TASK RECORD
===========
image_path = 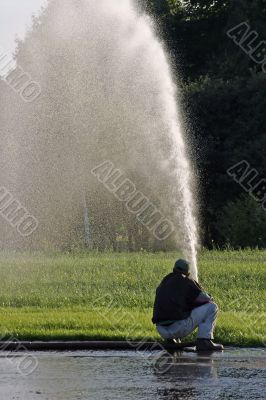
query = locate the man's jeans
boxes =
[156,303,218,340]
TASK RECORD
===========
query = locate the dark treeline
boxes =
[142,0,266,248]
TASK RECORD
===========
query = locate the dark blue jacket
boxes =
[152,272,202,324]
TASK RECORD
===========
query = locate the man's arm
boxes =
[189,278,213,305]
[194,291,213,305]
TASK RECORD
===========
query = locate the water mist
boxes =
[0,0,199,279]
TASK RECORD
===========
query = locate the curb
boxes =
[0,341,196,352]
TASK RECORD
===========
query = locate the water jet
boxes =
[0,0,199,278]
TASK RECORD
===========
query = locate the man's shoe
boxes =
[196,339,224,351]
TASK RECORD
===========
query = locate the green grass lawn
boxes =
[0,250,265,346]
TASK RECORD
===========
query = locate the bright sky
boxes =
[0,0,47,56]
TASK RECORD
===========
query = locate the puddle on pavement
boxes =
[0,348,265,399]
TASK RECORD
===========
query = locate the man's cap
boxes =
[173,259,190,274]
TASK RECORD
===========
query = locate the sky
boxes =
[0,0,47,56]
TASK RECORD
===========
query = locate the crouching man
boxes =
[152,259,223,351]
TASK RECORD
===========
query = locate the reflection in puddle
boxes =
[153,349,265,400]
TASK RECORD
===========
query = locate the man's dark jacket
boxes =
[152,272,202,324]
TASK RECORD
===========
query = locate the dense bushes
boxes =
[217,195,266,248]
[182,74,266,247]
